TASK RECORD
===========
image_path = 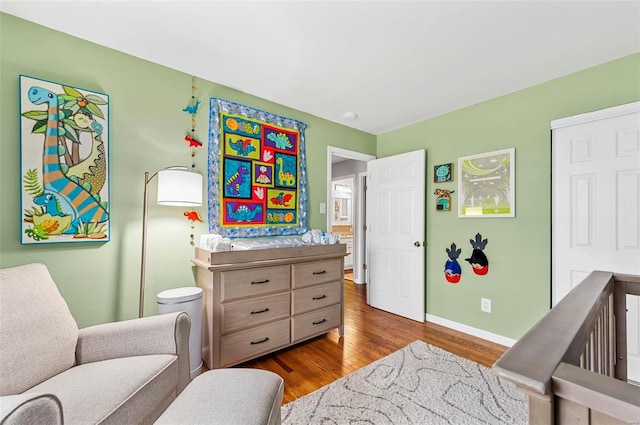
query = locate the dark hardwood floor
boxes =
[231,276,509,404]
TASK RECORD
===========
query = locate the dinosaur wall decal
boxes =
[228,137,256,157]
[226,203,262,222]
[182,99,201,114]
[225,165,249,196]
[270,192,293,207]
[276,157,295,187]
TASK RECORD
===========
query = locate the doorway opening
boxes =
[327,146,376,284]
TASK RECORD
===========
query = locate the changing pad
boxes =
[230,237,307,250]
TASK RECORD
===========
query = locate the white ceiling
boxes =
[2,1,639,135]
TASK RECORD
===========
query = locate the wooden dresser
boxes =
[192,244,346,369]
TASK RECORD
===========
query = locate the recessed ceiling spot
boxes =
[343,112,358,121]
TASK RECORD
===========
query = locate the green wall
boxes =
[0,14,376,327]
[378,53,640,339]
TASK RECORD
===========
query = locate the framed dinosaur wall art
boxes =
[208,98,308,238]
[19,75,110,244]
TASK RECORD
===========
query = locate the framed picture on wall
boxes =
[458,148,515,218]
[19,75,110,244]
[433,163,453,183]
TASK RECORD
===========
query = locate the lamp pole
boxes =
[139,171,157,318]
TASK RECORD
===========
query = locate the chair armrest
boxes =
[0,393,63,425]
[76,311,190,368]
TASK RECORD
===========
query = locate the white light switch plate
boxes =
[481,298,492,313]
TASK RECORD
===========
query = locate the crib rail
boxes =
[493,271,640,424]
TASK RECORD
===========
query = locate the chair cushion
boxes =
[0,263,78,395]
[26,354,178,425]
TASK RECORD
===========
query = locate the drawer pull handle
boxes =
[312,318,327,325]
[312,270,327,275]
[250,308,270,315]
[250,337,270,345]
[251,279,270,285]
[312,295,327,300]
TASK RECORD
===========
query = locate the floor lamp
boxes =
[140,166,203,318]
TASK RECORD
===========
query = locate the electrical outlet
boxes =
[481,298,492,313]
[320,202,326,214]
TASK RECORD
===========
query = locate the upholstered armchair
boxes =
[0,263,191,425]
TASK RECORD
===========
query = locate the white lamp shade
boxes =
[157,167,203,206]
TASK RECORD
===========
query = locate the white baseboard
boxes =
[426,314,517,347]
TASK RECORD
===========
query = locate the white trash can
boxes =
[157,287,203,379]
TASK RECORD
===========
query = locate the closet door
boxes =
[552,101,640,383]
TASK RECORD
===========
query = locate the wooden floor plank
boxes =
[229,279,508,404]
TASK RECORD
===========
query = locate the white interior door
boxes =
[355,171,368,284]
[366,150,425,322]
[552,101,640,383]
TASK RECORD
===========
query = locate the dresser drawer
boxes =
[221,319,290,367]
[292,259,342,288]
[292,281,341,315]
[291,304,341,342]
[221,265,290,301]
[222,292,290,334]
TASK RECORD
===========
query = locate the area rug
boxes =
[281,340,527,424]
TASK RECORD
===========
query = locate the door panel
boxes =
[366,150,425,322]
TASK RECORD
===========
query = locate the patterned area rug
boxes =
[282,340,527,424]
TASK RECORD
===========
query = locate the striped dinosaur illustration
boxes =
[28,86,109,233]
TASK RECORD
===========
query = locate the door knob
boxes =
[414,241,421,247]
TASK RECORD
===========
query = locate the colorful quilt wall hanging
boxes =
[208,98,309,238]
